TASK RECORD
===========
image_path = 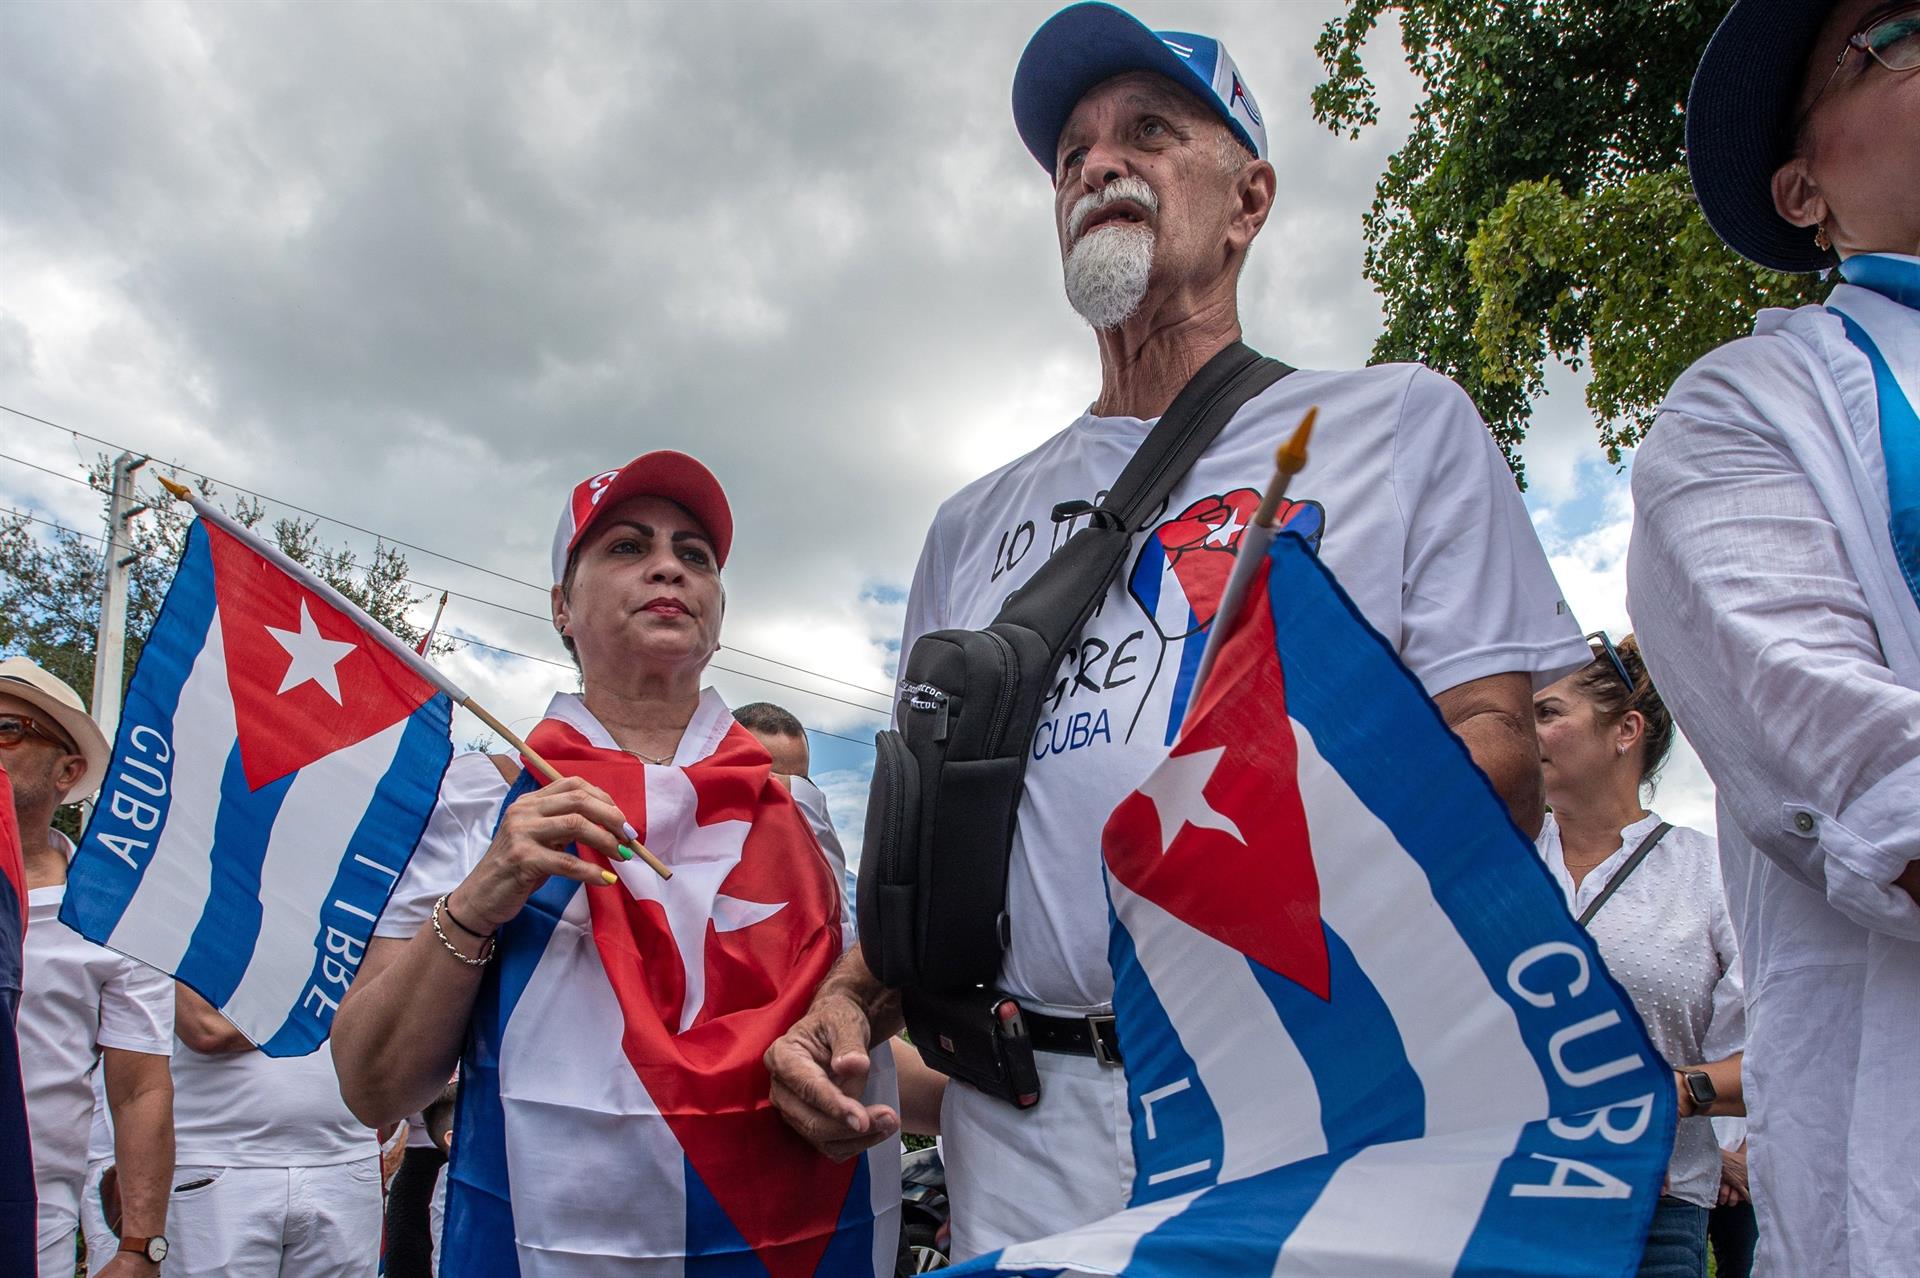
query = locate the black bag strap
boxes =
[1577,821,1672,926]
[995,341,1292,649]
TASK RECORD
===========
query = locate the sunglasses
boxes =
[1585,631,1634,695]
[0,713,80,754]
[1797,4,1920,131]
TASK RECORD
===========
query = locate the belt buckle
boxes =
[1086,1013,1121,1067]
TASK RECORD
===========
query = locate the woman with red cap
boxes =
[331,452,900,1276]
[1628,4,1920,1276]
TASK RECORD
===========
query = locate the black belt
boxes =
[1024,1009,1124,1066]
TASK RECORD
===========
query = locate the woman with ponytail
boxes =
[1532,633,1744,1278]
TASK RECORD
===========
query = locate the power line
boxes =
[0,411,898,700]
[1,501,889,733]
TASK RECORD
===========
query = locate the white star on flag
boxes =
[1135,744,1245,852]
[266,600,358,704]
[1205,509,1247,546]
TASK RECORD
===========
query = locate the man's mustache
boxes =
[1068,177,1160,241]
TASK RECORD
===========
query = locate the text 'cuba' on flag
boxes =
[60,500,457,1057]
[951,532,1675,1278]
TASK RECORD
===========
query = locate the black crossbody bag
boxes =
[858,343,1294,1005]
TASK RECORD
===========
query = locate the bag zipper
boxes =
[900,680,951,742]
[983,630,1018,751]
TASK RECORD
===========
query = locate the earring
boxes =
[1815,224,1832,253]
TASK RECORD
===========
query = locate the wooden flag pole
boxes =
[153,474,671,881]
[1180,408,1318,733]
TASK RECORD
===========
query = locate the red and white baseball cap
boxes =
[550,451,734,585]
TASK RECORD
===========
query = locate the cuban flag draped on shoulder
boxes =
[61,494,455,1057]
[953,533,1674,1277]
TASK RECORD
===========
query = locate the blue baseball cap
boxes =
[1012,3,1268,172]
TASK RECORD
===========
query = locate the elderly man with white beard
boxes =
[767,3,1591,1258]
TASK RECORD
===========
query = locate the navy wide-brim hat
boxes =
[1686,0,1841,273]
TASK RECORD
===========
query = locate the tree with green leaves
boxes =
[0,458,432,716]
[1313,0,1823,481]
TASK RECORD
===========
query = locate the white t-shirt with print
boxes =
[19,885,174,1250]
[901,363,1591,1013]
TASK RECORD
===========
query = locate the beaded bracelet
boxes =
[432,894,495,967]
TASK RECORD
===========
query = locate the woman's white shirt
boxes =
[1534,813,1742,1208]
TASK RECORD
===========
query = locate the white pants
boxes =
[164,1158,383,1277]
[941,1048,1134,1261]
[36,1230,77,1278]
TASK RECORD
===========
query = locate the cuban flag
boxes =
[60,500,455,1057]
[443,699,899,1276]
[955,533,1673,1276]
[0,767,34,1277]
[1127,491,1323,744]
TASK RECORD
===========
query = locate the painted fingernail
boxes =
[621,821,640,842]
[614,843,635,861]
[600,870,619,886]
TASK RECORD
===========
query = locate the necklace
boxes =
[626,748,675,766]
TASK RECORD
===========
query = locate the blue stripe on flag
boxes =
[683,1159,765,1276]
[1161,607,1206,746]
[174,742,295,1004]
[1246,923,1424,1151]
[443,772,568,1278]
[258,693,455,1057]
[1109,903,1224,1204]
[63,521,219,940]
[1123,1154,1344,1276]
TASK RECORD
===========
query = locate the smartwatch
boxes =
[1682,1070,1717,1114]
[120,1234,169,1263]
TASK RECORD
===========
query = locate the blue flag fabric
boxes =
[952,534,1674,1277]
[1827,252,1920,613]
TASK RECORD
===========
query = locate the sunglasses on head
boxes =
[0,712,80,754]
[1585,631,1634,694]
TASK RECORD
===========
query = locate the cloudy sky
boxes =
[0,0,1716,859]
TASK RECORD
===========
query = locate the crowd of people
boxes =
[4,1,1916,1276]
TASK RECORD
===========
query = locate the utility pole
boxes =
[91,451,148,741]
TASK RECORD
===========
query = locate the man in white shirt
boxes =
[4,658,174,1277]
[1630,4,1920,1274]
[766,4,1591,1258]
[161,982,383,1277]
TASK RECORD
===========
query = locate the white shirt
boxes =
[1534,813,1743,1208]
[904,363,1591,1011]
[1629,297,1920,1277]
[18,884,173,1249]
[166,1035,375,1167]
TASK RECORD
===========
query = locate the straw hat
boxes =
[0,657,112,802]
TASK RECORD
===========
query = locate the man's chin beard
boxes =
[1063,224,1155,330]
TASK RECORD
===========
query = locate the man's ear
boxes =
[54,753,87,802]
[550,583,570,641]
[1231,160,1276,248]
[1772,155,1827,230]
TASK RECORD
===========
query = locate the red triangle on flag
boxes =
[1103,575,1331,1000]
[205,523,438,791]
